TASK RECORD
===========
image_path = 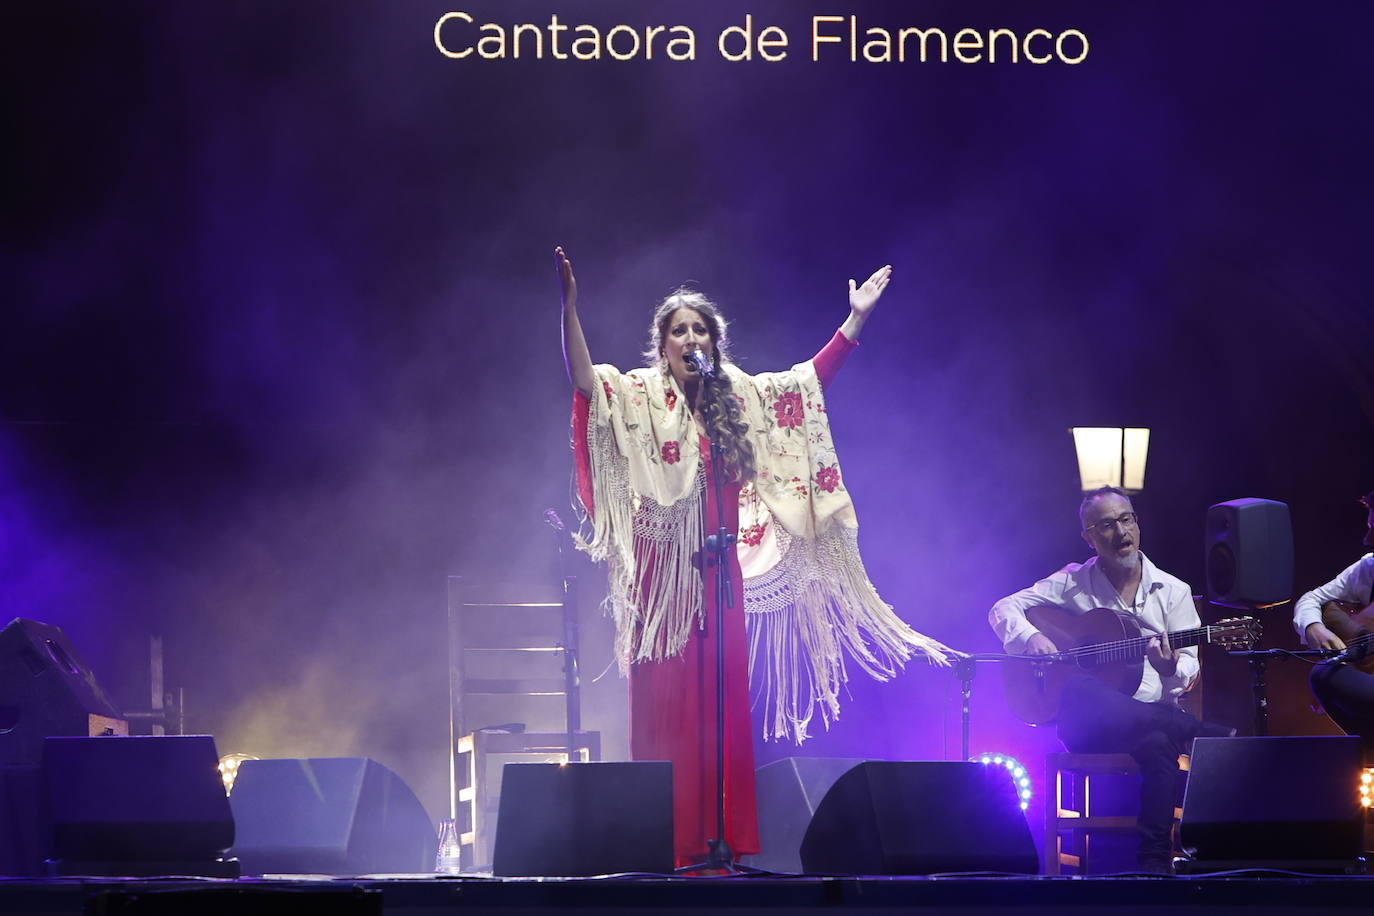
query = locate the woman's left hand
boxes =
[848,264,892,318]
[840,264,892,341]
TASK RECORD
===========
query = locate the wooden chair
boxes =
[1043,751,1189,874]
[447,575,600,871]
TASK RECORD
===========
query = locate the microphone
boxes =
[686,349,715,377]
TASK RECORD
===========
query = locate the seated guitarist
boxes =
[1293,487,1374,751]
[989,486,1214,875]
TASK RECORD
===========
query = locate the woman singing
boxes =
[558,246,951,866]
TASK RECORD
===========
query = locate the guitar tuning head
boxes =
[1212,615,1263,649]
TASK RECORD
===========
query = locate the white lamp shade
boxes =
[1071,427,1150,493]
[1122,427,1149,492]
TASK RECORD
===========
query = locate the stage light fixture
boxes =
[974,752,1033,810]
[217,753,260,795]
[1071,427,1150,494]
[1360,768,1373,808]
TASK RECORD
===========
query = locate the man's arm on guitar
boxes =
[1294,555,1374,647]
[989,572,1069,655]
[1304,622,1345,651]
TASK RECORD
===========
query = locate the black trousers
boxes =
[1309,662,1374,754]
[1056,674,1201,861]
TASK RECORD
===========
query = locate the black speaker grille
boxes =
[1207,543,1236,597]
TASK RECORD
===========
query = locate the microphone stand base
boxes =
[675,838,771,876]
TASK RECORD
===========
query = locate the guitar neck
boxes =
[1065,624,1214,664]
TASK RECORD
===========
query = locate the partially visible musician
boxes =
[1293,488,1374,751]
[989,486,1211,875]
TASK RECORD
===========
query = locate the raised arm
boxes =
[838,263,892,342]
[814,264,892,387]
[557,246,594,395]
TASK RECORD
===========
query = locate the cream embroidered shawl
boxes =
[574,359,950,743]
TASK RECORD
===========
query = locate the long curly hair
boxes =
[645,289,756,484]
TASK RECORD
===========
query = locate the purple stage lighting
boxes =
[975,752,1033,811]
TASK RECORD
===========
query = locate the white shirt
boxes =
[988,552,1201,704]
[1292,553,1374,645]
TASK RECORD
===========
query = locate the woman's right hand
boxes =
[555,246,577,311]
[557,245,595,394]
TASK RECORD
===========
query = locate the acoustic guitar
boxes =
[1002,605,1261,726]
[1320,600,1374,673]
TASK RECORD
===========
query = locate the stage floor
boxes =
[1,871,1371,916]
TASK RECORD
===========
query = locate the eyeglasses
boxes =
[1084,512,1138,534]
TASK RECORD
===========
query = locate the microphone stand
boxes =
[1227,648,1338,737]
[677,364,757,875]
[544,510,581,764]
[954,655,977,762]
[951,653,1041,761]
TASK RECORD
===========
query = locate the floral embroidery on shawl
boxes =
[572,359,951,743]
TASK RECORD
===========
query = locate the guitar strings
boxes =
[1056,625,1207,658]
[1054,623,1254,663]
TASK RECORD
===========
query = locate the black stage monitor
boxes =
[1180,736,1363,864]
[800,761,1038,875]
[493,761,673,876]
[230,757,436,875]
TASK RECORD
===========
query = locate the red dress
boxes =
[572,331,855,864]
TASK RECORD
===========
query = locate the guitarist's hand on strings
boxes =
[1305,622,1346,652]
[1026,633,1059,655]
[1146,629,1177,677]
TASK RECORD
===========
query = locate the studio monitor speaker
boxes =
[229,757,437,875]
[799,761,1038,875]
[1180,736,1364,864]
[492,761,672,876]
[1204,498,1293,606]
[0,618,125,766]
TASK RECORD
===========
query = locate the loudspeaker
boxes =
[492,762,672,876]
[44,735,235,875]
[229,757,437,875]
[799,761,1038,875]
[1204,498,1293,606]
[0,618,125,765]
[745,757,867,873]
[1179,736,1364,863]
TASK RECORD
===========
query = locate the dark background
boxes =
[3,0,1371,829]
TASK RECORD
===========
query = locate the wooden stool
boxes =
[1044,752,1188,874]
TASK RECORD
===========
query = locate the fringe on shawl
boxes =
[744,525,952,744]
[572,391,707,672]
[571,362,953,741]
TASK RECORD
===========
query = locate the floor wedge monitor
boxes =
[800,761,1038,875]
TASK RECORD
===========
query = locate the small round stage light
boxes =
[1360,768,1374,808]
[218,753,261,795]
[974,751,1033,810]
